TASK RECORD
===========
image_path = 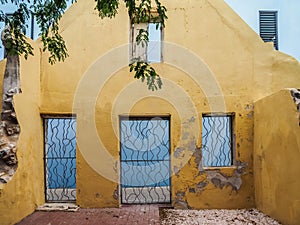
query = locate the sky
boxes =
[224,0,300,61]
[0,1,73,59]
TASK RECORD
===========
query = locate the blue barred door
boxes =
[44,117,76,202]
[120,116,171,204]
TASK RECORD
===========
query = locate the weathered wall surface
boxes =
[40,0,129,208]
[254,90,300,225]
[1,0,300,224]
[39,0,300,210]
[0,41,44,225]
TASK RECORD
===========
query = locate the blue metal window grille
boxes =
[120,116,171,204]
[44,117,77,202]
[202,115,233,167]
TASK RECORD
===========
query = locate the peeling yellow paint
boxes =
[0,0,299,225]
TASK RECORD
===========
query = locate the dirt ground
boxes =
[16,204,282,225]
[160,208,282,225]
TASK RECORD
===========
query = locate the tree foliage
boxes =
[0,0,167,90]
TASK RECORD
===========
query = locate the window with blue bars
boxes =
[201,114,234,167]
[44,117,77,202]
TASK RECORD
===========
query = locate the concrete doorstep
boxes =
[36,203,79,212]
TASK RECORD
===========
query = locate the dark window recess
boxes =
[259,11,278,50]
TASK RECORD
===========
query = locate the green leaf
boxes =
[1,0,166,90]
[129,60,162,91]
[95,0,119,19]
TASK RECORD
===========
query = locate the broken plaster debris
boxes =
[160,208,281,225]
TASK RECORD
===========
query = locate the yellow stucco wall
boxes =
[0,0,300,224]
[0,41,44,225]
[254,90,300,225]
[38,0,300,210]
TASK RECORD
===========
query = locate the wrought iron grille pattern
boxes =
[120,117,171,204]
[44,117,76,202]
[202,115,233,167]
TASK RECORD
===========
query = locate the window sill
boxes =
[202,166,237,170]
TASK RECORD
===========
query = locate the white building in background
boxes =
[1,1,300,61]
[224,0,300,61]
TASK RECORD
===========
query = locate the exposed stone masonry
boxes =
[0,26,20,184]
[290,88,300,126]
[0,86,20,184]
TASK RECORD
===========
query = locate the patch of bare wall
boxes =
[290,88,300,126]
[193,146,248,191]
[0,26,20,184]
[173,143,248,209]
